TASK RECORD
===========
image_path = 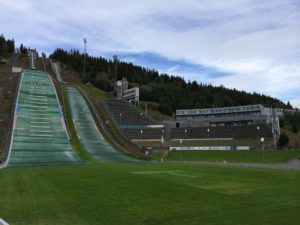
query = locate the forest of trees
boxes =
[0,35,30,60]
[50,48,292,115]
[0,35,15,59]
[281,112,300,134]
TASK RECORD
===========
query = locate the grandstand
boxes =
[102,99,165,142]
[101,99,276,149]
[172,104,281,148]
[6,69,81,167]
[122,128,165,141]
[170,125,272,140]
[103,99,156,126]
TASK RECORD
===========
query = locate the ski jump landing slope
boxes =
[7,70,81,167]
[66,86,133,162]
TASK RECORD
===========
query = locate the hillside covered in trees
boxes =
[0,35,15,59]
[50,48,292,115]
[0,35,30,60]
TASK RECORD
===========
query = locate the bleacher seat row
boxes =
[103,99,273,142]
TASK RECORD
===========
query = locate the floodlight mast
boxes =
[83,38,87,79]
[113,55,118,82]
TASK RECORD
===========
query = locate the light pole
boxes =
[160,130,165,158]
[257,126,260,148]
[207,128,210,139]
[83,38,87,79]
[161,129,165,149]
[183,129,187,161]
[113,55,118,82]
[261,137,265,161]
[139,129,143,145]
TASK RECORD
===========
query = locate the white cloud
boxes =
[290,97,300,109]
[166,65,181,73]
[0,0,300,107]
[0,0,32,11]
[209,59,300,98]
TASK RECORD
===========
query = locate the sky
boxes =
[1,0,300,107]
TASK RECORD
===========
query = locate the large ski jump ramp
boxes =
[7,70,81,167]
[66,86,132,162]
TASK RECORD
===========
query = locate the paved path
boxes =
[167,157,300,170]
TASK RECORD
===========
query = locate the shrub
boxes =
[277,132,289,147]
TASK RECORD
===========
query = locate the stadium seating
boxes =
[102,99,165,141]
[122,128,165,140]
[103,99,273,143]
[170,125,272,139]
[104,99,155,126]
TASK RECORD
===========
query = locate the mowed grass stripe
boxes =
[0,163,299,225]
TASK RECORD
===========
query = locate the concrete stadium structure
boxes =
[175,104,283,127]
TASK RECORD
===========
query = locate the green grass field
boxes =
[0,163,300,225]
[165,150,300,163]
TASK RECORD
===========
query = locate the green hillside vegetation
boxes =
[278,112,300,148]
[50,49,292,116]
[0,35,15,59]
[281,112,300,133]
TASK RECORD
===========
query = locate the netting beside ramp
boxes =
[8,70,81,167]
[66,86,134,162]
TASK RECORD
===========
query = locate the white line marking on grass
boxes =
[30,118,49,121]
[30,125,50,128]
[130,170,198,178]
[30,101,48,105]
[15,128,26,130]
[30,121,50,124]
[29,95,47,99]
[30,98,47,102]
[30,134,53,137]
[29,92,46,95]
[30,109,46,112]
[0,218,9,225]
[30,105,48,109]
[30,114,49,117]
[31,130,52,133]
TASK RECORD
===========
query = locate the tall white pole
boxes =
[83,38,87,79]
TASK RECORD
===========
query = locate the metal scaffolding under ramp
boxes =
[7,69,81,167]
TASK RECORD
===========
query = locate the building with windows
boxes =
[175,104,284,127]
[114,78,139,105]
